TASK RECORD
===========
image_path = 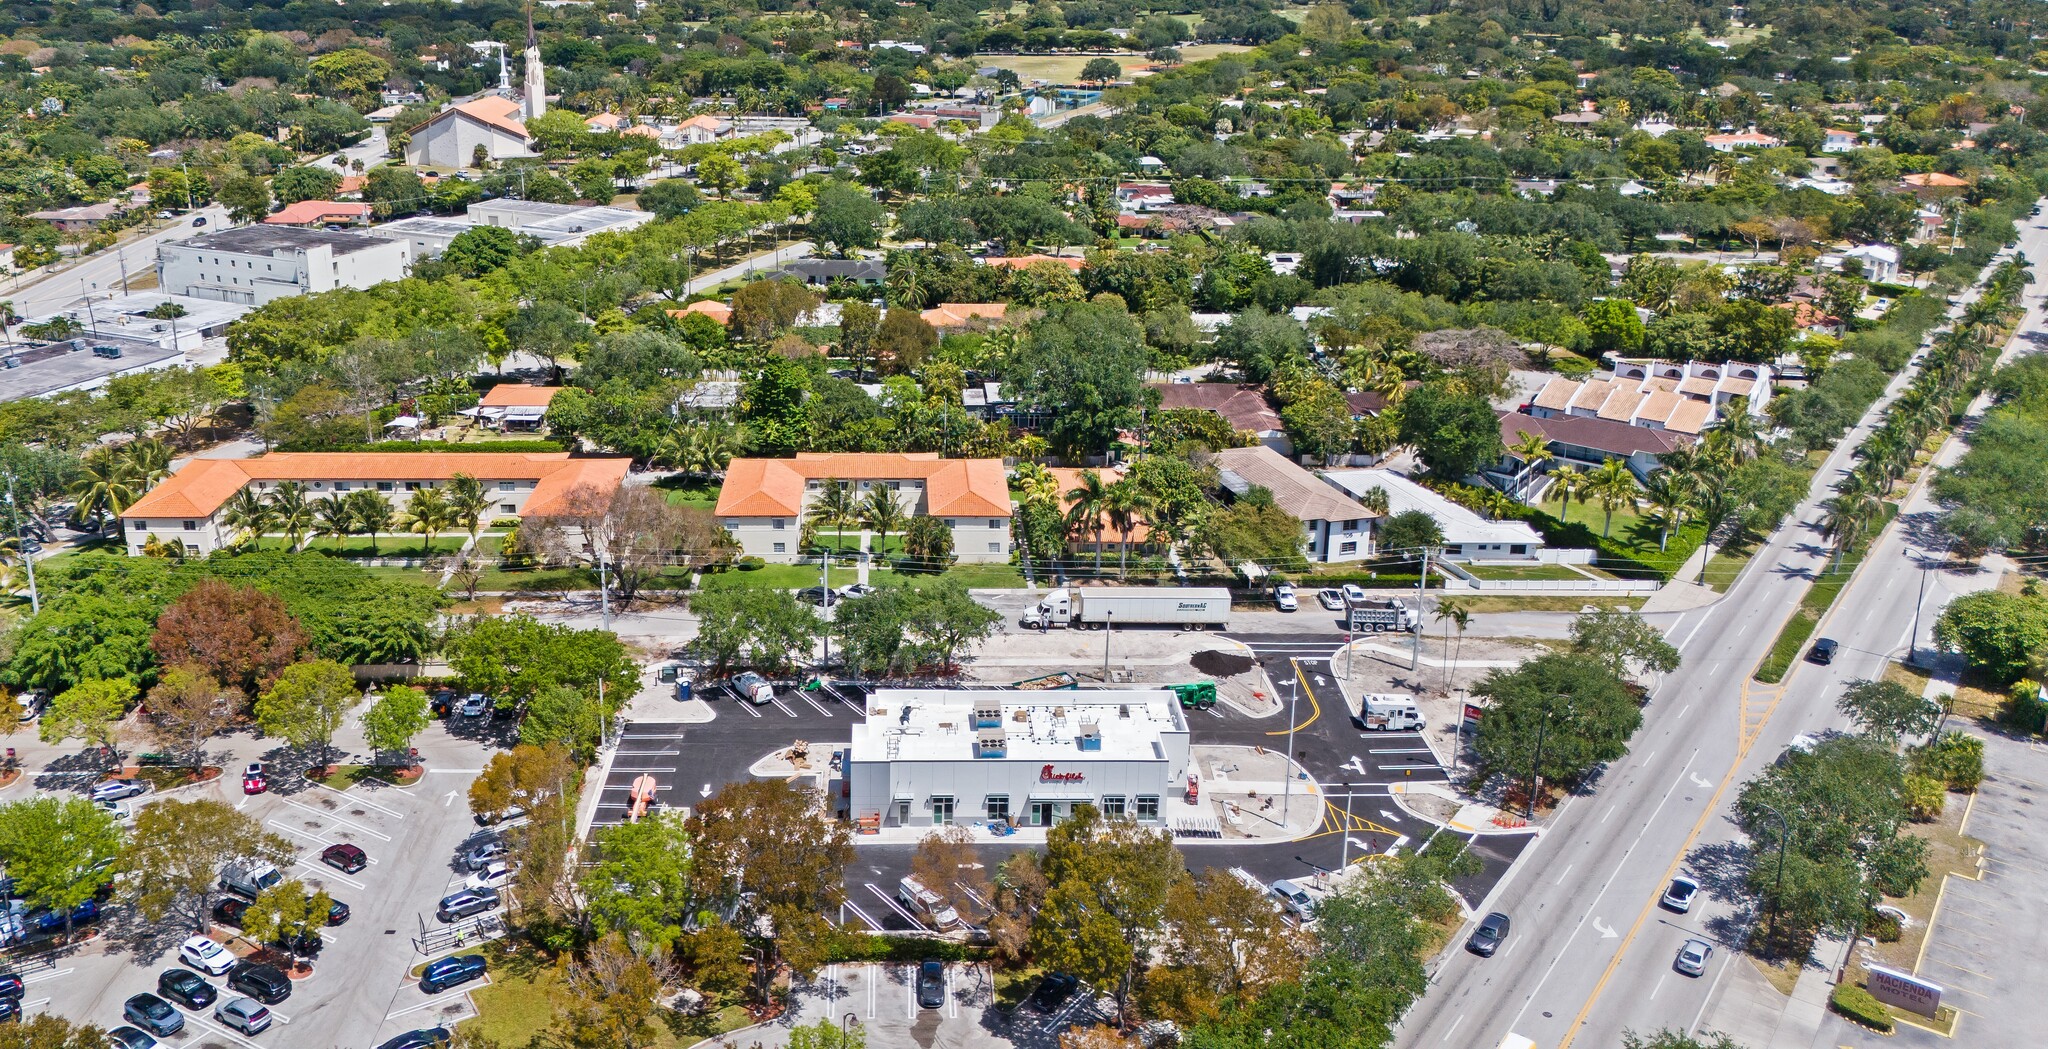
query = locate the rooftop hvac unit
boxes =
[91,345,122,359]
[972,699,1002,729]
[974,727,1007,758]
[1077,721,1102,752]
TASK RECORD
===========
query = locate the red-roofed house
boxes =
[666,300,733,326]
[403,96,536,168]
[473,384,566,431]
[120,452,630,556]
[716,453,1012,562]
[262,201,374,228]
[978,254,1085,273]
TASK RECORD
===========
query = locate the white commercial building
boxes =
[366,201,651,259]
[1321,469,1548,561]
[846,689,1191,830]
[155,227,412,305]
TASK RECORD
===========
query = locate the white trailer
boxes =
[1021,586,1232,630]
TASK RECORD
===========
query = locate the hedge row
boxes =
[1830,983,1895,1033]
[820,931,996,964]
[275,439,571,454]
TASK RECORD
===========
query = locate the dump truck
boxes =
[1021,586,1231,631]
[1346,597,1418,632]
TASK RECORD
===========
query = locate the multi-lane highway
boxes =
[1395,212,2047,1049]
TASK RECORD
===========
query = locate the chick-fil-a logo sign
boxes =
[1040,765,1085,783]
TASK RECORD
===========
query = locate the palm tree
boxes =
[1063,469,1110,573]
[221,488,275,549]
[1507,430,1553,497]
[858,486,906,561]
[1637,468,1697,552]
[346,490,395,554]
[1102,479,1150,579]
[1818,491,1880,571]
[446,473,491,540]
[1713,398,1764,463]
[1013,462,1059,509]
[314,496,357,551]
[681,425,736,479]
[808,481,858,558]
[1435,599,1470,695]
[1480,488,1519,521]
[266,481,315,550]
[1585,459,1639,539]
[69,449,142,531]
[399,488,454,554]
[1357,485,1390,517]
[121,439,173,486]
[1550,465,1585,524]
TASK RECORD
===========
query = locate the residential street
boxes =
[1392,211,2048,1049]
[7,204,231,316]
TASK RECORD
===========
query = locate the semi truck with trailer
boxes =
[1021,586,1232,631]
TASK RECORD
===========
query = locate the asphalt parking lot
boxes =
[732,961,1087,1049]
[6,719,504,1049]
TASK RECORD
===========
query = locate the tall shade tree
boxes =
[144,664,241,764]
[1470,653,1643,798]
[149,579,310,696]
[38,679,137,764]
[361,684,430,760]
[582,811,694,950]
[253,659,363,771]
[687,780,855,979]
[120,798,295,928]
[0,796,123,925]
[1030,806,1184,1026]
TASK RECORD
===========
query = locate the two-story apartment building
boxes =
[119,452,630,556]
[155,227,412,305]
[1209,445,1377,563]
[714,453,1012,563]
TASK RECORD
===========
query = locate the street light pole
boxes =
[1102,609,1113,680]
[1282,667,1299,824]
[4,470,38,615]
[1756,802,1790,955]
[1525,695,1554,819]
[842,1011,859,1048]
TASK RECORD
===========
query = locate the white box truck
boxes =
[897,876,961,931]
[1021,586,1231,631]
[1356,694,1426,732]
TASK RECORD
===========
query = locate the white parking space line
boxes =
[865,883,923,927]
[905,964,916,1020]
[841,900,883,931]
[606,766,677,772]
[21,967,73,985]
[770,695,800,717]
[947,967,959,1018]
[386,977,492,1019]
[297,859,363,891]
[311,781,406,819]
[798,691,836,717]
[739,702,763,719]
[267,820,335,848]
[19,997,47,1010]
[424,769,484,774]
[281,798,392,842]
[867,963,878,1017]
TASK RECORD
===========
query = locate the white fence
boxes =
[1436,560,1660,594]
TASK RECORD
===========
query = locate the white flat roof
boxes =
[1321,469,1546,548]
[852,688,1185,764]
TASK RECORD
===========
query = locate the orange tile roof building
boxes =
[714,453,1013,562]
[119,452,630,556]
[262,201,374,227]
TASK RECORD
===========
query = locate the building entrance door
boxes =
[1029,801,1055,827]
[895,800,910,826]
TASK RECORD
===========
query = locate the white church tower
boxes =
[522,6,547,120]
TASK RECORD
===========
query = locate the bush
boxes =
[274,438,571,454]
[1830,983,1895,1032]
[1902,774,1946,821]
[1864,910,1903,943]
[1912,732,1984,791]
[820,932,995,964]
[735,557,766,571]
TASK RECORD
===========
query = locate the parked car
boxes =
[91,779,149,803]
[1340,583,1369,605]
[156,969,216,1010]
[1466,912,1511,957]
[459,693,490,717]
[192,216,206,226]
[215,996,272,1035]
[226,961,292,1004]
[107,1028,159,1049]
[1316,588,1345,611]
[326,899,352,925]
[419,953,487,994]
[375,1029,452,1049]
[1030,972,1079,1012]
[1661,875,1700,913]
[122,994,183,1037]
[430,689,456,717]
[436,889,501,924]
[462,839,508,871]
[0,997,14,1023]
[179,936,236,976]
[1268,879,1315,919]
[1274,584,1298,612]
[0,973,22,998]
[1807,637,1838,664]
[1674,938,1713,976]
[732,672,775,706]
[837,583,877,599]
[211,898,249,927]
[241,763,267,795]
[322,843,368,874]
[796,586,837,606]
[465,861,511,892]
[473,804,526,828]
[916,960,946,1009]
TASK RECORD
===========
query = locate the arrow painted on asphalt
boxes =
[700,783,712,798]
[1315,675,1328,686]
[1689,772,1712,789]
[1342,756,1367,775]
[1593,917,1618,939]
[442,790,458,807]
[1380,810,1400,822]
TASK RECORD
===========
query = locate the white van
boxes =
[897,876,961,931]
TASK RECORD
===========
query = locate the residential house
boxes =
[1524,359,1771,438]
[673,114,733,144]
[28,203,124,231]
[667,300,734,326]
[1898,172,1970,200]
[0,244,16,273]
[1822,129,1861,152]
[1787,301,1843,336]
[978,254,1085,273]
[154,227,412,306]
[119,452,630,556]
[1551,101,1603,130]
[1148,382,1289,454]
[1116,183,1175,210]
[919,303,1007,331]
[1703,130,1783,151]
[1048,465,1153,553]
[772,258,887,286]
[469,384,564,431]
[262,201,373,228]
[1321,469,1545,561]
[1834,243,1900,283]
[1486,411,1693,496]
[1209,446,1376,563]
[713,453,1012,563]
[402,96,536,168]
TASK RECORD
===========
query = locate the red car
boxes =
[242,763,267,795]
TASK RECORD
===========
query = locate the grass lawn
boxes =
[308,764,421,790]
[253,535,470,556]
[477,565,599,592]
[1451,595,1647,613]
[993,966,1046,1013]
[653,476,722,510]
[1458,562,1590,581]
[462,945,752,1047]
[1755,503,1900,683]
[1533,493,1704,582]
[1698,539,1762,592]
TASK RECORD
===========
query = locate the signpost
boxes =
[1866,964,1942,1017]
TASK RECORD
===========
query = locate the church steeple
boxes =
[521,4,547,121]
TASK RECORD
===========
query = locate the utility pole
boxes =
[1451,688,1467,773]
[1102,609,1113,680]
[5,471,39,615]
[1526,695,1553,819]
[597,549,611,631]
[1282,668,1299,824]
[1755,802,1789,955]
[80,281,99,336]
[1410,546,1431,671]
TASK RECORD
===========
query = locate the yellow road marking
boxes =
[1265,659,1322,736]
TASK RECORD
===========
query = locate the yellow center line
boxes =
[1265,658,1322,736]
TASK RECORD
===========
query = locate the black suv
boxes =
[227,961,292,1004]
[419,954,487,994]
[157,969,216,1010]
